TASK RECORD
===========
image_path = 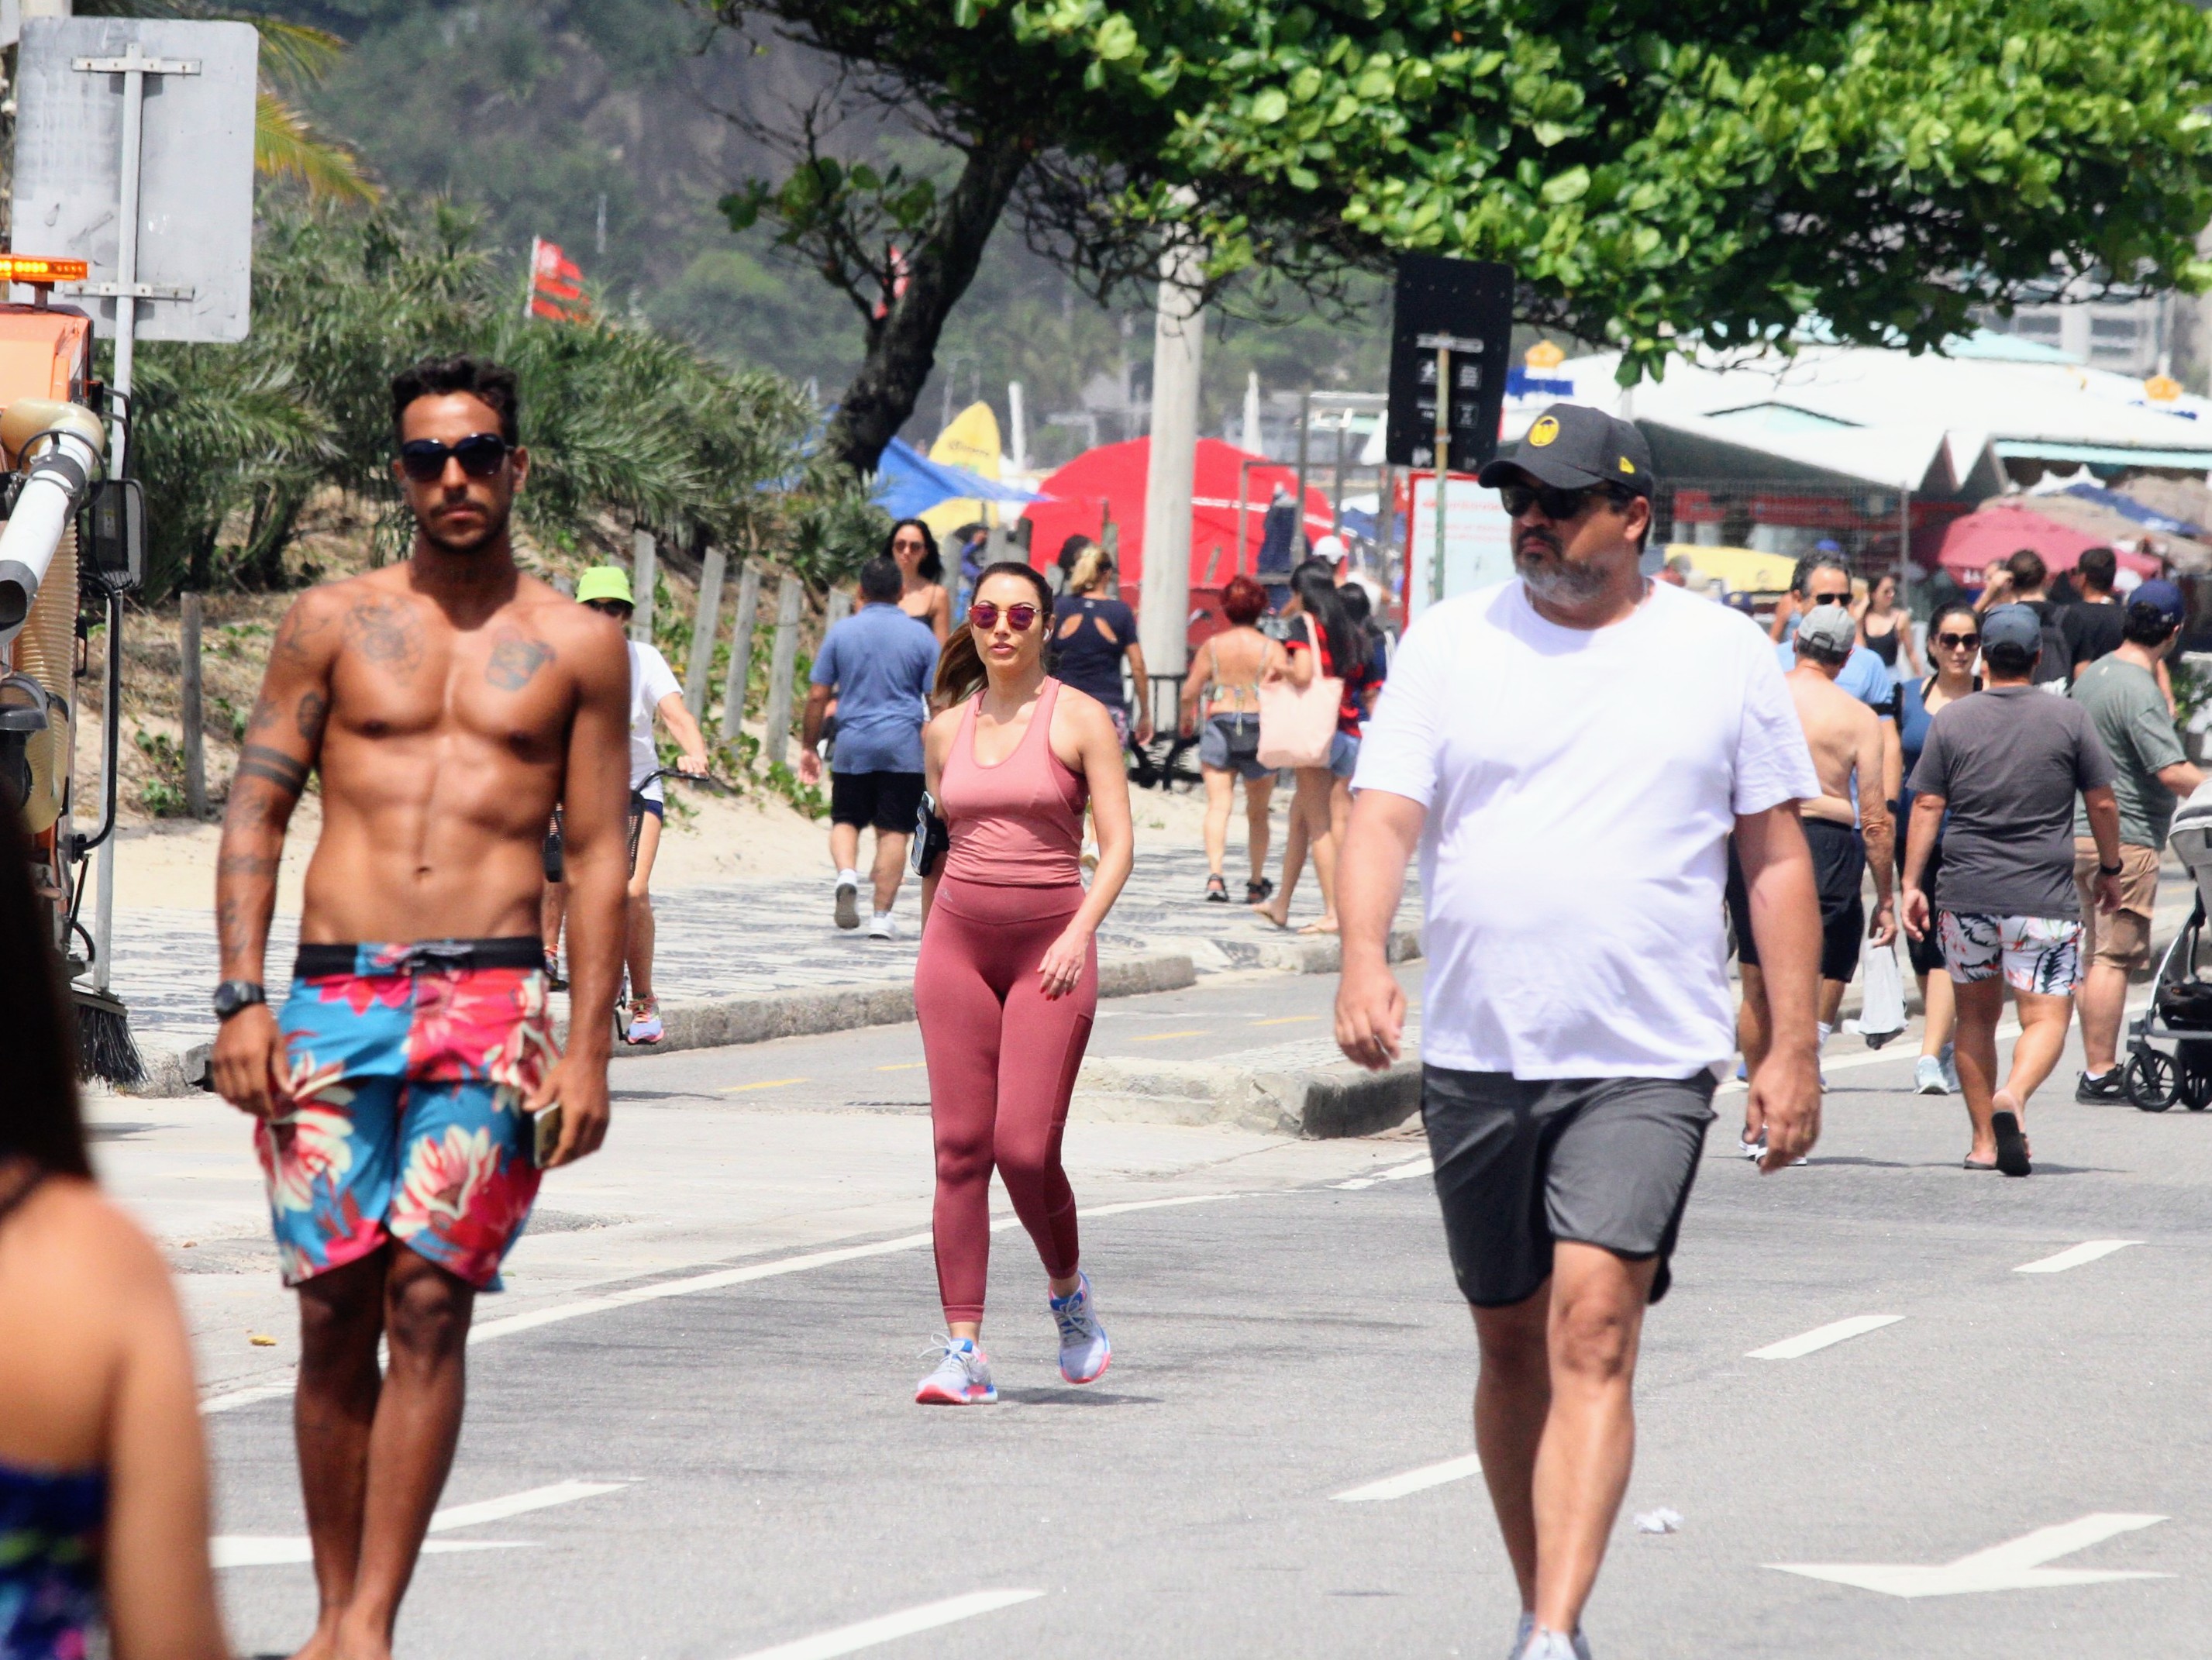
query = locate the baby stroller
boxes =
[2123,780,2212,1111]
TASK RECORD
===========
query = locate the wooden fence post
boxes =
[684,545,727,722]
[630,528,656,644]
[719,560,761,762]
[824,587,852,629]
[760,574,803,772]
[180,592,206,819]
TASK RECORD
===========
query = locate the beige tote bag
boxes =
[1256,616,1342,770]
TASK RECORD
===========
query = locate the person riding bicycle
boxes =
[542,564,709,1043]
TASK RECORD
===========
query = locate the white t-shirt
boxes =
[1352,580,1817,1078]
[627,640,681,799]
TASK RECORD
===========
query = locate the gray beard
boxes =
[1515,546,1612,606]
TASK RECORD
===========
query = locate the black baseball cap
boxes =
[1477,402,1655,498]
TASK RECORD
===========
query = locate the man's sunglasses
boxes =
[1935,630,1980,648]
[969,601,1039,632]
[1807,591,1852,607]
[398,433,512,483]
[1498,482,1621,521]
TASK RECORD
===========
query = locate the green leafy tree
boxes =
[710,0,2212,467]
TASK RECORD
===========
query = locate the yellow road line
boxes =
[1253,1015,1318,1026]
[718,1076,809,1094]
[875,1062,927,1073]
[1130,1030,1210,1042]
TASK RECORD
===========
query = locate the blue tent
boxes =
[872,437,1046,521]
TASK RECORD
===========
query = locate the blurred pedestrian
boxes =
[1900,603,1983,1096]
[1858,570,1924,679]
[2070,580,2201,1100]
[1254,558,1371,933]
[1902,604,2123,1175]
[0,824,228,1660]
[1974,548,2070,686]
[801,554,941,939]
[1050,542,1153,752]
[1728,604,1896,1157]
[1334,402,1822,1660]
[887,518,952,642]
[2061,546,2125,676]
[1178,573,1286,903]
[911,562,1133,1404]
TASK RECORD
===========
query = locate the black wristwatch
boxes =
[2099,859,2124,876]
[212,980,266,1020]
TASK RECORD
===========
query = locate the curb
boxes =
[1076,1052,1421,1140]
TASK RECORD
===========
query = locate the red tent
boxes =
[1021,438,1334,606]
[1931,501,2162,580]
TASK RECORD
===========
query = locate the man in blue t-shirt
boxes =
[801,555,942,939]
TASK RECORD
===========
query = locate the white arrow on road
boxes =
[1771,1513,2169,1598]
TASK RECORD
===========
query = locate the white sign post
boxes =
[14,16,257,990]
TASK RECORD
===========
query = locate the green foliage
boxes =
[128,195,879,595]
[132,731,190,818]
[1004,0,2212,378]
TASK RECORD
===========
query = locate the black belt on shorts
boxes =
[294,935,545,979]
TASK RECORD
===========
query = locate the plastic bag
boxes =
[1859,938,1907,1049]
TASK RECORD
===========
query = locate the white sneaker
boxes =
[1737,1130,1765,1161]
[1050,1272,1111,1384]
[1517,1627,1590,1660]
[833,872,860,931]
[1914,1055,1949,1095]
[867,911,897,941]
[1939,1042,1960,1095]
[914,1335,997,1404]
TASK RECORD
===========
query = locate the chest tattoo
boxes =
[486,635,556,691]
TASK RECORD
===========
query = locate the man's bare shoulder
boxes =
[267,572,386,670]
[512,582,626,680]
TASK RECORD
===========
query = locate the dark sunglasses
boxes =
[1935,630,1980,648]
[1498,482,1617,522]
[969,601,1039,632]
[582,599,632,618]
[398,432,512,483]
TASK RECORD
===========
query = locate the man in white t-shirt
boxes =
[1333,404,1824,1660]
[544,565,708,1044]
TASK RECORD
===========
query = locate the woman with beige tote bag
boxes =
[1255,562,1372,932]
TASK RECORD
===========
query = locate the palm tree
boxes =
[73,2,377,202]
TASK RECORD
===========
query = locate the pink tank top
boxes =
[939,677,1088,886]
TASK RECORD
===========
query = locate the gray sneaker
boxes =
[833,874,860,931]
[1517,1627,1590,1660]
[913,1335,997,1405]
[1914,1055,1949,1095]
[1050,1272,1111,1384]
[1511,1614,1591,1660]
[1939,1041,1959,1095]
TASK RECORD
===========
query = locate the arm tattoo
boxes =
[296,688,329,746]
[217,852,281,880]
[342,599,425,673]
[246,694,284,738]
[234,744,308,795]
[487,635,555,692]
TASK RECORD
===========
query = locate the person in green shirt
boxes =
[2071,579,2203,1100]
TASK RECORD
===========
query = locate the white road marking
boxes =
[428,1479,629,1532]
[1771,1512,2168,1598]
[1335,1156,1432,1190]
[213,1478,626,1568]
[1747,1314,1903,1360]
[1334,1453,1483,1502]
[208,1196,1247,1412]
[2016,1239,2142,1275]
[729,1589,1044,1659]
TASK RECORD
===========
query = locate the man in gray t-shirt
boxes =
[2068,580,2203,1100]
[1902,604,2121,1177]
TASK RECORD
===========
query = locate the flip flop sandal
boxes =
[1990,1110,2032,1176]
[1962,1157,1999,1172]
[1246,877,1274,904]
[1204,873,1229,903]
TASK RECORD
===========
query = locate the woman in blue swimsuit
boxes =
[0,823,226,1660]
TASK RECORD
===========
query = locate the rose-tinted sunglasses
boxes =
[969,601,1039,632]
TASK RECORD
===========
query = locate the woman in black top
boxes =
[1050,544,1153,747]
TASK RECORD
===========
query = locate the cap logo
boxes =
[1528,415,1560,447]
[1618,456,1636,474]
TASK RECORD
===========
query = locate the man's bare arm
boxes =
[1334,789,1424,1071]
[209,595,336,1115]
[1855,708,1894,917]
[1735,803,1822,1171]
[537,617,632,1165]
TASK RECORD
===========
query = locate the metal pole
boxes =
[761,574,803,772]
[629,528,656,644]
[1237,461,1250,577]
[1331,415,1346,535]
[718,559,760,759]
[1377,463,1394,573]
[1432,345,1451,606]
[180,592,205,819]
[1294,388,1311,560]
[682,544,726,722]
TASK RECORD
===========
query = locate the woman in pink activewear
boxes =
[911,561,1135,1405]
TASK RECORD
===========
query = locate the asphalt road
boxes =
[191,1002,2212,1660]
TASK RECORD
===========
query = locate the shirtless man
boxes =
[208,354,630,1660]
[1728,604,1896,1156]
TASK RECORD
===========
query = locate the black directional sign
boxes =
[1385,255,1514,474]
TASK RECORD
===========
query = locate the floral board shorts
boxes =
[257,938,556,1291]
[1936,911,2083,996]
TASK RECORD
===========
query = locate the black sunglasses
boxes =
[1807,590,1852,606]
[1499,482,1619,522]
[398,432,512,483]
[1935,630,1980,648]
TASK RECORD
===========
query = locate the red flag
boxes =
[529,236,588,321]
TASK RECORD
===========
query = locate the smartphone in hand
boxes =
[530,1100,564,1169]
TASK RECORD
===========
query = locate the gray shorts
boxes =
[1421,1066,1715,1308]
[1197,712,1270,780]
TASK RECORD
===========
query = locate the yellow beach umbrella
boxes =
[920,402,1004,542]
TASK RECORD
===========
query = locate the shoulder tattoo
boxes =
[487,633,556,691]
[342,598,425,673]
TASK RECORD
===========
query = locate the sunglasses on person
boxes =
[968,601,1039,632]
[1807,588,1852,607]
[1498,481,1620,522]
[582,598,632,618]
[398,432,512,483]
[1935,629,1979,648]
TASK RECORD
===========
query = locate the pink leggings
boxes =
[914,875,1097,1324]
